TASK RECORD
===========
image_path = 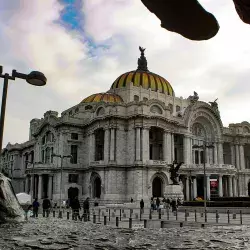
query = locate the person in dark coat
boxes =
[42,197,51,217]
[70,196,81,220]
[171,199,177,212]
[32,198,40,217]
[83,197,90,217]
[140,199,144,214]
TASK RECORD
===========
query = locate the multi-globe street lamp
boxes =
[0,66,47,156]
[192,142,214,218]
[52,153,73,217]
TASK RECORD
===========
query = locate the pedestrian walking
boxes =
[42,197,51,217]
[83,197,90,219]
[140,199,144,214]
[32,198,40,218]
[70,196,81,220]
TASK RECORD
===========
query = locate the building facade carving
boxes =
[1,48,250,204]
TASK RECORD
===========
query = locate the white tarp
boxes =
[16,193,31,205]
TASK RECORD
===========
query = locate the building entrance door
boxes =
[68,187,79,202]
[152,177,162,197]
[93,177,101,198]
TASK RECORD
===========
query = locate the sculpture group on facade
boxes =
[169,161,184,185]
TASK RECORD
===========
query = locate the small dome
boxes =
[81,93,123,103]
[110,46,174,96]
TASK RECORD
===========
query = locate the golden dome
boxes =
[110,47,175,96]
[81,93,123,103]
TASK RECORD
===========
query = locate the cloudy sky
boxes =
[0,0,250,147]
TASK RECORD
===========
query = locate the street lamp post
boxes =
[0,66,47,154]
[192,142,214,218]
[26,161,36,199]
[52,154,73,217]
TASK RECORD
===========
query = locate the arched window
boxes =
[143,97,148,102]
[96,107,105,116]
[150,105,163,114]
[134,95,139,102]
[244,127,250,133]
[176,105,181,112]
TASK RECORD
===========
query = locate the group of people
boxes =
[149,197,183,212]
[29,196,90,218]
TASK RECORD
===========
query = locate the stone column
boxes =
[239,145,245,170]
[167,132,172,164]
[109,128,115,161]
[163,131,168,162]
[193,177,197,199]
[205,147,209,165]
[185,177,190,201]
[30,175,34,199]
[218,175,223,197]
[48,175,53,199]
[184,136,191,164]
[233,176,237,197]
[89,132,95,163]
[142,128,149,162]
[38,174,43,199]
[135,127,141,161]
[218,143,224,164]
[25,176,29,194]
[228,175,233,197]
[214,143,218,164]
[171,133,175,162]
[104,129,110,164]
[230,144,235,165]
[206,175,211,200]
[236,145,240,169]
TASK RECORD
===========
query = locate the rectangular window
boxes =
[71,145,78,164]
[51,147,54,163]
[195,150,199,164]
[71,133,78,140]
[149,144,153,160]
[68,174,78,183]
[200,151,204,164]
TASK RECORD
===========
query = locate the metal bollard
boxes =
[53,210,55,218]
[161,221,164,228]
[201,223,205,228]
[227,210,230,224]
[195,210,197,222]
[129,217,132,229]
[43,210,45,217]
[93,214,96,224]
[109,209,110,221]
[180,222,183,227]
[185,209,187,221]
[116,217,119,227]
[240,210,242,225]
[58,211,62,219]
[167,208,169,220]
[158,209,161,220]
[204,209,207,223]
[149,210,152,220]
[67,212,70,220]
[216,210,219,223]
[104,216,107,225]
[120,209,122,221]
[144,219,147,228]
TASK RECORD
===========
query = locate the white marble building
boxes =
[1,48,250,204]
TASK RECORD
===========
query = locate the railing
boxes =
[28,206,250,228]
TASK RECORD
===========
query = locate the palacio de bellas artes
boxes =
[1,47,250,205]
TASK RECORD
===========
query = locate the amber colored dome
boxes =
[81,93,123,103]
[111,70,174,96]
[110,47,174,96]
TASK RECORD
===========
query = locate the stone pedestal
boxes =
[164,185,184,200]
